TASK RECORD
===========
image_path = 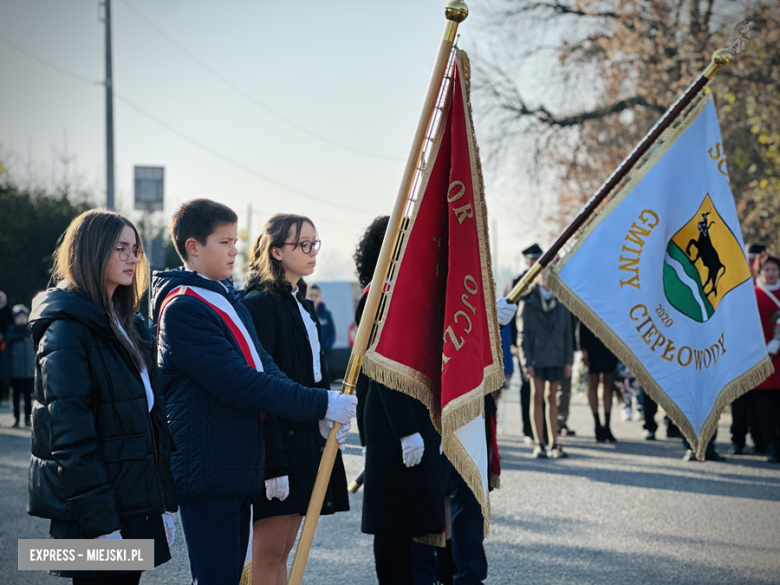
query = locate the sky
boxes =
[0,0,543,287]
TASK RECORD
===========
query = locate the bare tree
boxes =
[474,0,779,248]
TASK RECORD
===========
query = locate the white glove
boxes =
[767,339,780,356]
[400,432,425,467]
[265,475,290,501]
[497,297,517,327]
[96,530,122,539]
[325,391,357,425]
[162,512,176,546]
[318,418,351,451]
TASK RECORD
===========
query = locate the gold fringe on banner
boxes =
[547,90,774,460]
[363,49,503,538]
[362,353,441,431]
[442,432,490,536]
[440,367,503,437]
[239,561,252,585]
[548,272,773,461]
[453,48,504,533]
[414,532,447,547]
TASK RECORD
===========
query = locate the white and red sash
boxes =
[158,285,264,373]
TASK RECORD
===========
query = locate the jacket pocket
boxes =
[101,435,146,462]
[28,457,70,521]
[100,435,151,513]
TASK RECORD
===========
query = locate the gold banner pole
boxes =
[286,3,468,583]
[505,48,732,305]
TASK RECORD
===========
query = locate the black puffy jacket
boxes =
[28,287,177,540]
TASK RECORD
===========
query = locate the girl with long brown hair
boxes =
[241,213,349,585]
[27,210,178,585]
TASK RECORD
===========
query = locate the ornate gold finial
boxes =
[729,20,755,55]
[445,0,468,23]
[703,48,732,79]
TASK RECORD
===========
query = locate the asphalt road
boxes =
[2,380,779,585]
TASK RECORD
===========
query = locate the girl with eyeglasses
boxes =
[27,210,178,585]
[241,213,349,585]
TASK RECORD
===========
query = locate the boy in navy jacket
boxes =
[152,199,355,585]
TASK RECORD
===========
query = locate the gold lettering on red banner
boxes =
[447,181,465,203]
[442,274,481,371]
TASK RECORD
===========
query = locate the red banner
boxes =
[363,50,503,533]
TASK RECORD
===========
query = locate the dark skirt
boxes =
[535,366,565,382]
[587,338,618,374]
[252,420,349,519]
[580,322,618,373]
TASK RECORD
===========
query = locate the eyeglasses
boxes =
[283,239,321,254]
[115,245,143,261]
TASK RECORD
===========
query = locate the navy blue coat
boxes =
[151,269,329,502]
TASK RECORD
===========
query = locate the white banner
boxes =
[549,94,772,459]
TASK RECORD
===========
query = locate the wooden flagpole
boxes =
[286,3,469,583]
[506,48,732,304]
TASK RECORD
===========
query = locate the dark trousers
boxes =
[411,541,438,585]
[73,573,141,585]
[642,389,681,437]
[11,378,32,422]
[178,498,251,585]
[642,389,658,433]
[374,535,413,585]
[442,457,487,585]
[520,377,533,437]
[755,390,780,457]
[731,390,765,449]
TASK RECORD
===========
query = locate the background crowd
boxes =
[499,241,780,466]
[0,210,778,585]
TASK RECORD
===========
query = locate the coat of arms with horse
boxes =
[662,194,751,323]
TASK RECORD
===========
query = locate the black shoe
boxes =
[595,425,606,442]
[643,429,656,440]
[549,444,568,458]
[730,444,744,455]
[666,426,681,439]
[24,418,31,427]
[705,451,726,462]
[12,420,20,428]
[603,428,617,442]
[559,423,575,437]
[682,449,698,462]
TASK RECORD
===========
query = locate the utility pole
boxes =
[102,0,115,210]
